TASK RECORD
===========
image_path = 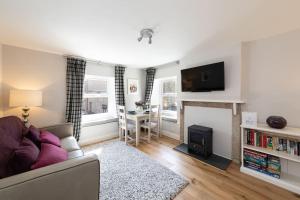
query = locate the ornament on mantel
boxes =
[266,116,287,129]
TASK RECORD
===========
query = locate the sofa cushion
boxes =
[26,125,41,148]
[10,137,40,174]
[0,128,20,178]
[0,116,27,142]
[68,150,84,159]
[31,143,68,169]
[40,131,60,147]
[60,136,80,152]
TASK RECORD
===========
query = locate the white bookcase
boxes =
[240,124,300,194]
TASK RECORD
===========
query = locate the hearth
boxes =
[174,124,231,170]
[188,125,212,158]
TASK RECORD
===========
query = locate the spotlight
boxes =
[137,28,154,44]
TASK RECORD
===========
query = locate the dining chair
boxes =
[141,105,160,143]
[117,105,136,144]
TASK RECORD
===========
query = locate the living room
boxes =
[0,1,300,200]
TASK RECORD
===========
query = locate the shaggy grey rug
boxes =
[95,141,188,200]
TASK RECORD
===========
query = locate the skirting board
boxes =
[161,130,180,141]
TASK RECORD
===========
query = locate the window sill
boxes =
[161,117,177,123]
[82,117,118,127]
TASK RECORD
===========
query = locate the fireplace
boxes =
[188,125,213,158]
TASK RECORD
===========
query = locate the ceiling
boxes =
[0,0,300,67]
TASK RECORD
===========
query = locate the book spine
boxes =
[263,134,267,148]
[250,130,254,145]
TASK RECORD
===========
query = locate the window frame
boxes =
[160,77,178,120]
[81,75,117,125]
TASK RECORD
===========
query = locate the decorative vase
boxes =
[266,116,287,129]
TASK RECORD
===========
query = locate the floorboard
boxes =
[83,136,300,200]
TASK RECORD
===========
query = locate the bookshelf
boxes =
[241,124,300,194]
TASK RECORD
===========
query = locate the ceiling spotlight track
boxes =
[138,28,154,44]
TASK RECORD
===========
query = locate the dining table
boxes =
[126,112,149,146]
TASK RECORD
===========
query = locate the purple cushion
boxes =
[0,128,20,178]
[10,138,40,174]
[31,143,67,170]
[40,131,60,147]
[0,116,28,178]
[26,125,41,148]
[0,116,28,142]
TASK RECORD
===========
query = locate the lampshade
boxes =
[9,90,42,107]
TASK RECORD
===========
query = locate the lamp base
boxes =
[22,106,30,126]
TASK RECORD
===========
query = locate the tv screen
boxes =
[181,62,224,92]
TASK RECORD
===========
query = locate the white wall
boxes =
[124,68,146,111]
[2,45,66,127]
[155,43,242,141]
[243,29,300,127]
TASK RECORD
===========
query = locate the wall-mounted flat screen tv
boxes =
[181,62,225,92]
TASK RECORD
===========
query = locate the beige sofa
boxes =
[0,123,100,200]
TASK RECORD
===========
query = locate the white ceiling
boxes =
[0,0,300,67]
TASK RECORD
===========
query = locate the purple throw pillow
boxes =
[40,131,60,147]
[31,143,67,170]
[0,116,28,142]
[10,138,40,174]
[26,125,41,148]
[0,128,20,178]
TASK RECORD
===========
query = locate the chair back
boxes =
[117,105,127,130]
[149,105,160,123]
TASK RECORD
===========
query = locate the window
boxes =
[161,77,177,120]
[82,75,116,124]
[151,77,177,120]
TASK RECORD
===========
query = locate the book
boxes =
[282,139,287,152]
[263,134,267,148]
[267,136,273,149]
[247,129,250,145]
[287,140,291,154]
[250,130,254,145]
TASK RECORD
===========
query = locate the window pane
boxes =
[163,80,176,93]
[162,96,177,111]
[82,97,108,115]
[84,79,107,94]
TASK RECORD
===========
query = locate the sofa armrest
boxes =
[41,123,74,139]
[0,154,100,200]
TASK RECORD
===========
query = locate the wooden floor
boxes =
[84,136,300,200]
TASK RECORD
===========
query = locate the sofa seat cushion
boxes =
[60,137,80,152]
[68,150,84,159]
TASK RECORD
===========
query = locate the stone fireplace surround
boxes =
[180,99,244,163]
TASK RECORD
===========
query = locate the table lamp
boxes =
[9,90,42,124]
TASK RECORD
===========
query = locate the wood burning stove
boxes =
[188,125,213,158]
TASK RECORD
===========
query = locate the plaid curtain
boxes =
[144,67,156,104]
[65,57,86,141]
[115,65,126,106]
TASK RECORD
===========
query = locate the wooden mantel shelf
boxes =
[180,99,245,104]
[180,99,245,115]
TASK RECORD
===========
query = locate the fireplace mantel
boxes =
[180,99,245,115]
[179,99,245,163]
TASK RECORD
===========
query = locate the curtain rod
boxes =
[62,54,128,67]
[63,54,102,64]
